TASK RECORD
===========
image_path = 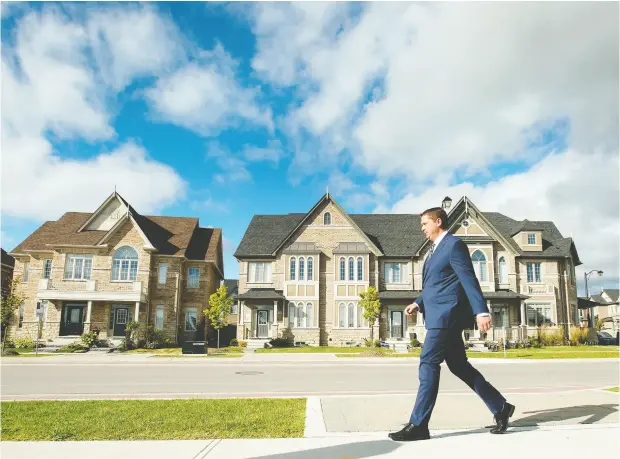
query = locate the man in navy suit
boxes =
[389,207,515,442]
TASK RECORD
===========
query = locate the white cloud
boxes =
[1,7,187,221]
[87,5,186,91]
[251,2,618,181]
[390,149,620,283]
[242,139,285,165]
[146,44,273,136]
[207,143,252,185]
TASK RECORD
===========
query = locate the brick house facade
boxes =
[7,192,224,344]
[234,194,582,347]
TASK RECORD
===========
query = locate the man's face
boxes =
[421,214,442,241]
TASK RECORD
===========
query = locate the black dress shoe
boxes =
[490,402,515,434]
[388,423,430,441]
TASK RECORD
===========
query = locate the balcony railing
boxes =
[520,284,555,295]
[37,278,146,301]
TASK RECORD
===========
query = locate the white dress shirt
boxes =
[423,230,490,318]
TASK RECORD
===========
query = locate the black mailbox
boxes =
[182,341,208,354]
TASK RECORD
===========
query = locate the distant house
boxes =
[590,289,620,332]
[1,248,15,300]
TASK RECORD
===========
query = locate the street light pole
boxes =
[584,269,603,329]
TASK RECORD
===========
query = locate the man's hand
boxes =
[405,302,419,317]
[477,314,492,333]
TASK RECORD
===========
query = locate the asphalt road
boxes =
[2,358,618,400]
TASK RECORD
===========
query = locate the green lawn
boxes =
[335,346,618,359]
[254,346,391,353]
[152,354,243,358]
[605,387,619,392]
[124,347,244,355]
[1,398,306,441]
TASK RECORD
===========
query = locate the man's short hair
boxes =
[421,207,448,229]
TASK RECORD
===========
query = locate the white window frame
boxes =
[43,259,52,279]
[64,254,93,280]
[338,301,366,328]
[526,303,553,327]
[324,212,331,225]
[185,307,198,331]
[339,257,346,281]
[384,262,407,284]
[155,305,165,329]
[299,257,305,281]
[526,262,542,283]
[307,257,313,281]
[348,257,354,281]
[248,262,272,283]
[527,233,536,245]
[357,257,363,281]
[289,301,314,328]
[158,263,168,285]
[471,250,487,282]
[230,301,238,315]
[187,267,200,288]
[498,257,507,284]
[112,246,139,282]
[290,257,296,281]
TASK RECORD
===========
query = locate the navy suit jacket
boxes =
[416,232,489,330]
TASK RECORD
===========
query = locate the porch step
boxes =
[467,340,489,352]
[392,342,409,354]
[245,339,270,350]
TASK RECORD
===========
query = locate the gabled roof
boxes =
[234,195,580,262]
[11,196,222,268]
[271,194,383,256]
[1,248,15,268]
[224,279,238,299]
[603,289,620,303]
[509,219,546,236]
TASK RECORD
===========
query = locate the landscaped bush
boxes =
[269,338,291,348]
[81,331,100,348]
[57,342,89,353]
[237,340,247,348]
[230,338,239,347]
[569,326,589,346]
[14,338,35,349]
[410,338,421,348]
[1,348,19,356]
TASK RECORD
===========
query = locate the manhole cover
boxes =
[235,371,264,375]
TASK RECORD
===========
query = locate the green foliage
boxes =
[410,338,421,348]
[205,285,234,348]
[1,277,27,344]
[230,338,238,346]
[81,331,100,348]
[269,338,291,348]
[57,342,89,353]
[14,338,35,349]
[359,286,380,342]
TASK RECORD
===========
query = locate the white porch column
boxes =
[85,301,92,323]
[239,301,244,325]
[134,302,140,324]
[520,301,526,326]
[272,300,279,339]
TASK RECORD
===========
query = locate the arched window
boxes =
[290,257,296,281]
[299,257,305,281]
[339,302,346,327]
[471,250,487,282]
[112,246,138,281]
[357,257,363,281]
[306,303,313,328]
[324,212,331,225]
[307,257,313,281]
[289,302,296,328]
[347,302,355,328]
[297,302,305,328]
[339,257,345,281]
[498,256,507,284]
[348,257,354,281]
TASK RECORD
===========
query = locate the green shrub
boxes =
[569,326,589,346]
[14,338,35,349]
[57,342,89,353]
[81,331,99,348]
[237,340,247,348]
[374,338,381,348]
[269,338,291,348]
[230,338,239,347]
[410,338,421,348]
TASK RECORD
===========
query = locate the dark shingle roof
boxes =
[238,288,285,300]
[603,289,620,303]
[1,248,15,268]
[234,207,576,261]
[378,290,421,300]
[224,279,238,299]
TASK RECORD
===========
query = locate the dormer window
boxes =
[527,233,536,245]
[324,212,331,225]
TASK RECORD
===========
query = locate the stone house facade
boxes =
[234,194,582,346]
[7,192,224,345]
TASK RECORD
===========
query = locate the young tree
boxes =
[359,286,381,343]
[1,277,27,348]
[204,284,233,349]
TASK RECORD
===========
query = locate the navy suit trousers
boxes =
[409,328,506,426]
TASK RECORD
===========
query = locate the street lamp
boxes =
[442,196,452,210]
[584,269,603,328]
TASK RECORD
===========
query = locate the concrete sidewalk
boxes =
[2,424,617,459]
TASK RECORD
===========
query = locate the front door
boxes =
[390,311,403,338]
[61,305,85,336]
[257,310,269,338]
[492,307,509,341]
[113,308,129,337]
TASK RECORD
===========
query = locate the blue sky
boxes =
[1,2,618,294]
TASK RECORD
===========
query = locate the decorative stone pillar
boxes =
[84,300,93,333]
[134,302,140,325]
[520,300,527,340]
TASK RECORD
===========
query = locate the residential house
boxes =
[224,279,239,324]
[1,248,15,299]
[590,289,620,332]
[233,193,581,347]
[7,192,224,344]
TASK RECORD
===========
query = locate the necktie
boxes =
[427,243,436,260]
